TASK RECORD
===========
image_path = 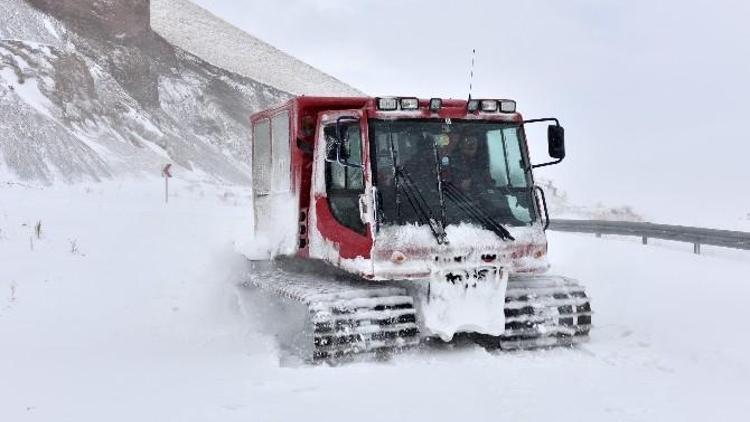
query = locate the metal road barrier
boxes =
[549,219,750,254]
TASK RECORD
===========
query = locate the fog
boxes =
[194,0,750,226]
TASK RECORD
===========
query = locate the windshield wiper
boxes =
[385,130,448,245]
[395,166,449,245]
[442,182,515,241]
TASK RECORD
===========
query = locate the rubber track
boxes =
[246,263,591,358]
[246,264,420,362]
[495,275,591,349]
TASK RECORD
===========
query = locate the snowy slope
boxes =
[1,179,749,421]
[0,0,361,185]
[151,0,363,97]
[0,0,65,48]
[0,0,297,184]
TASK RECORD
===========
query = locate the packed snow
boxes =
[1,179,749,421]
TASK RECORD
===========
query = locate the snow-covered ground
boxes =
[1,180,749,421]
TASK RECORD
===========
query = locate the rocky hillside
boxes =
[0,0,357,185]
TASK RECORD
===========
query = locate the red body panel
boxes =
[249,96,548,279]
[250,98,371,255]
[314,196,373,259]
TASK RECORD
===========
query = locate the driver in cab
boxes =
[442,134,493,193]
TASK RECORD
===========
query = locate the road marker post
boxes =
[162,163,173,204]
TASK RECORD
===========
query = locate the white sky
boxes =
[193,0,750,226]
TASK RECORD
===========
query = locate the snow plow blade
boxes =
[241,261,420,363]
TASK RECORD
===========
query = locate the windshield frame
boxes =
[368,118,539,229]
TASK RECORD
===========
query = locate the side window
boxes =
[503,128,528,187]
[487,127,529,188]
[252,119,271,195]
[344,125,363,190]
[487,130,509,186]
[324,122,365,233]
[271,111,291,192]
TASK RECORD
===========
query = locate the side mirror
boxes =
[548,125,565,159]
[524,117,566,169]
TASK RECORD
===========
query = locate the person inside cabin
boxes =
[449,134,493,193]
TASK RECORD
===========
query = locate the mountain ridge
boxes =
[0,0,357,185]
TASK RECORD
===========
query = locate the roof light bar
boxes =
[429,98,442,112]
[377,97,398,111]
[400,97,419,110]
[499,100,517,113]
[480,100,498,112]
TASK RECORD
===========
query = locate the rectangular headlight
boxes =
[467,99,480,112]
[377,97,398,111]
[400,98,419,110]
[480,100,498,112]
[499,100,517,113]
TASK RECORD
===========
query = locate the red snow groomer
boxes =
[246,96,591,361]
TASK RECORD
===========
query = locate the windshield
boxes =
[370,119,537,228]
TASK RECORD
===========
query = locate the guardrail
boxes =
[548,219,750,254]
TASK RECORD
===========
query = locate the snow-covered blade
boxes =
[408,265,509,342]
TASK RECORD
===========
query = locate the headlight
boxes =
[390,251,407,264]
[499,100,517,113]
[400,98,419,110]
[377,97,398,111]
[480,99,498,112]
[429,98,442,111]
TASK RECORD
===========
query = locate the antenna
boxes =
[468,49,476,100]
